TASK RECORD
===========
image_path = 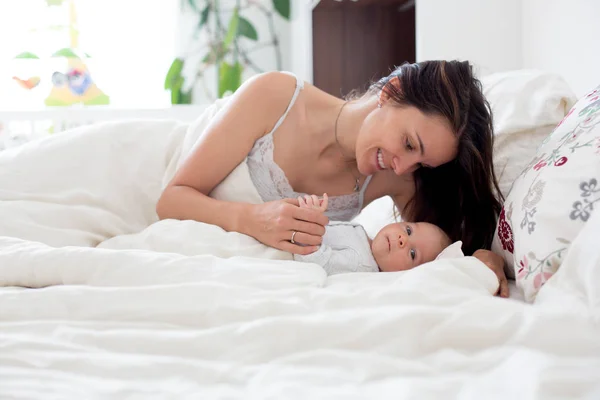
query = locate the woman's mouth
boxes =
[376,148,387,170]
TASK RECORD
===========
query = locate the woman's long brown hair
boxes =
[370,60,503,255]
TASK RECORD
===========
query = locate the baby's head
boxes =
[371,221,451,272]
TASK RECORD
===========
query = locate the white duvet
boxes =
[0,107,599,399]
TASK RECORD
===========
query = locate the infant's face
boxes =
[371,222,451,272]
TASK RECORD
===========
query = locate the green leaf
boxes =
[14,52,40,60]
[218,61,243,98]
[198,4,210,29]
[187,0,198,11]
[237,17,258,41]
[51,47,80,58]
[273,0,290,20]
[171,76,184,104]
[223,7,240,50]
[179,89,193,104]
[164,58,185,90]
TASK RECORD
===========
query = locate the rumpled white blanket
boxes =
[0,104,599,398]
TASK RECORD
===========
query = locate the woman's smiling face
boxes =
[355,102,458,177]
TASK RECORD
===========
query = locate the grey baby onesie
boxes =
[293,221,379,275]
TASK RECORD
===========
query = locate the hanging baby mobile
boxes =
[12,0,109,106]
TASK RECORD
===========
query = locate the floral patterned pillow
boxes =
[492,84,600,302]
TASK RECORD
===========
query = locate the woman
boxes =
[157,60,508,296]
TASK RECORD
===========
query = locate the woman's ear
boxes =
[379,76,401,105]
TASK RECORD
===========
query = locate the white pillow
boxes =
[436,241,464,260]
[481,69,577,135]
[482,70,577,199]
[353,196,395,239]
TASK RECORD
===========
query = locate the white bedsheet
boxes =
[0,116,599,399]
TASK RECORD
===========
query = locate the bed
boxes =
[1,71,599,399]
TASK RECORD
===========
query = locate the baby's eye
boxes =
[410,249,416,260]
[406,226,412,236]
[405,138,414,152]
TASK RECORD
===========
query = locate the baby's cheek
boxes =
[382,257,410,272]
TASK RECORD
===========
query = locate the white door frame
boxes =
[290,1,318,83]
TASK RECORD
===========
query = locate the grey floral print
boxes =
[570,178,600,222]
[520,177,545,234]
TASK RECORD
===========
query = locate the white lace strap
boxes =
[267,72,304,135]
[358,175,373,209]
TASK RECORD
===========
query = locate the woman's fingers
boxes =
[278,240,319,255]
[288,231,322,246]
[284,198,300,206]
[498,276,509,298]
[291,217,327,237]
[293,206,329,227]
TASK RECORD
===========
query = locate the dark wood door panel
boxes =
[313,0,415,97]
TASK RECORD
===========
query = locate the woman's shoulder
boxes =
[242,71,301,102]
[237,71,303,125]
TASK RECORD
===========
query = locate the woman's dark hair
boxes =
[370,60,503,255]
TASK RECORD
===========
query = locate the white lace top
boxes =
[246,72,372,221]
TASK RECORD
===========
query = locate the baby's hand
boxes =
[298,193,328,212]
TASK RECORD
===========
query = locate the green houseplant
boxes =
[164,0,290,104]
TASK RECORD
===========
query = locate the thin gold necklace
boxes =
[334,101,361,192]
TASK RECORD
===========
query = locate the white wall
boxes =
[415,0,523,76]
[415,0,599,98]
[522,0,600,97]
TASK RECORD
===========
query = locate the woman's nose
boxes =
[392,157,417,176]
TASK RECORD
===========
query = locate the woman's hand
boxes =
[473,249,509,298]
[245,198,329,255]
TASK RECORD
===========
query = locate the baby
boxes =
[293,194,454,275]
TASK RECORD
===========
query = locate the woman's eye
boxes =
[410,249,416,260]
[406,226,412,235]
[405,139,414,152]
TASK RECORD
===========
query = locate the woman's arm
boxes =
[157,72,327,254]
[158,72,278,229]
